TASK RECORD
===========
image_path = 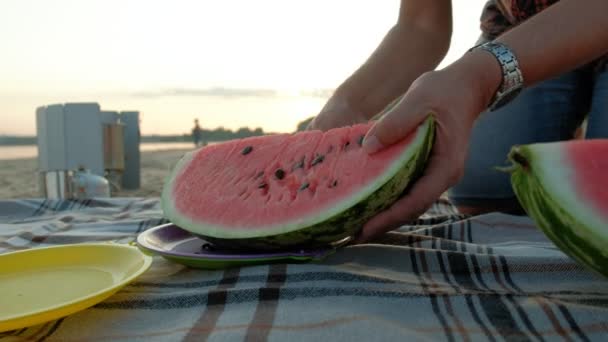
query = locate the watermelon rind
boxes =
[509,143,608,278]
[162,117,435,250]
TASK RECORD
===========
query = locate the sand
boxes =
[0,149,191,199]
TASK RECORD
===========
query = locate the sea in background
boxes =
[0,142,199,161]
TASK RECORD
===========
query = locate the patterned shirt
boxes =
[480,0,606,72]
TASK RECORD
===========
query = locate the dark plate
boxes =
[136,223,350,269]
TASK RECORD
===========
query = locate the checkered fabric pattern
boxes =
[1,198,607,341]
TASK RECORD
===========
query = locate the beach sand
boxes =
[0,149,191,199]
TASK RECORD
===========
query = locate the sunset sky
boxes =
[0,0,487,135]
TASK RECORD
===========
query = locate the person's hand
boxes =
[356,53,501,242]
[307,96,369,131]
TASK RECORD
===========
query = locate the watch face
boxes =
[489,87,522,111]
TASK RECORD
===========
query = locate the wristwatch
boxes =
[471,41,524,111]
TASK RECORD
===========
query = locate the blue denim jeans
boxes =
[448,65,608,208]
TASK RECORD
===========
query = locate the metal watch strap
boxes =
[474,41,524,111]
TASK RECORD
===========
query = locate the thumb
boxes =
[362,103,430,154]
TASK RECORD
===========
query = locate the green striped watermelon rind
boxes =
[509,143,608,279]
[162,117,435,250]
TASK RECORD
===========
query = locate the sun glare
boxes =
[0,0,485,135]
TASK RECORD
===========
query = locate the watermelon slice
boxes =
[509,140,608,278]
[162,117,434,250]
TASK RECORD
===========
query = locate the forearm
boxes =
[332,3,452,118]
[454,0,608,113]
[500,0,608,86]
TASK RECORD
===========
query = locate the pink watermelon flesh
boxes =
[509,139,608,278]
[567,140,608,220]
[171,124,415,228]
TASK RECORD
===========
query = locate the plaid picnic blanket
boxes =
[0,198,607,341]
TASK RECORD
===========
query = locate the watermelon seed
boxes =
[255,171,264,179]
[292,158,305,171]
[331,180,338,188]
[298,182,310,191]
[241,146,253,155]
[274,168,285,180]
[201,243,215,251]
[358,135,364,146]
[258,182,267,189]
[311,154,325,166]
[344,141,350,149]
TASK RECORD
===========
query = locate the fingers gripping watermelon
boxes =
[509,140,608,278]
[162,117,435,250]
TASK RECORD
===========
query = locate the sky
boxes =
[0,0,487,135]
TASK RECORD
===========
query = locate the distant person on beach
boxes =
[192,119,203,147]
[308,0,608,242]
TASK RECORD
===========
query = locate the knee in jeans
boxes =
[447,195,525,216]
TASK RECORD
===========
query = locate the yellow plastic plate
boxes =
[0,243,152,332]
